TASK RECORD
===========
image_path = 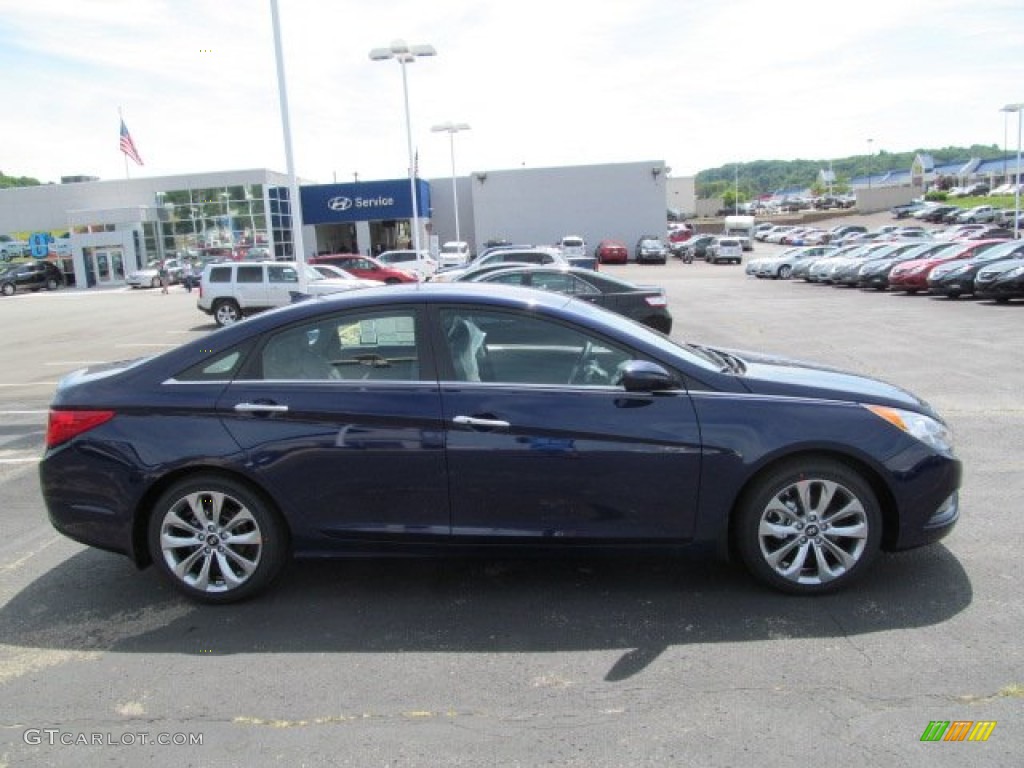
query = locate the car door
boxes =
[233,264,270,309]
[436,305,703,542]
[215,305,449,546]
[265,263,300,307]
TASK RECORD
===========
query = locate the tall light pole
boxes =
[370,39,437,255]
[734,165,739,215]
[867,138,874,191]
[270,0,306,289]
[1001,103,1023,239]
[432,122,470,247]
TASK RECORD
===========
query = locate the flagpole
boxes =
[119,107,130,179]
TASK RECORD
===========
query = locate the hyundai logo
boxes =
[327,196,353,211]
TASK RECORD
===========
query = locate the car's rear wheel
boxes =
[147,474,288,603]
[735,458,881,594]
[1,283,14,296]
[46,278,59,290]
[213,299,242,326]
[150,276,161,288]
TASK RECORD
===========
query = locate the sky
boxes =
[2,0,1023,186]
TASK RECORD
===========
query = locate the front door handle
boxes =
[453,415,510,430]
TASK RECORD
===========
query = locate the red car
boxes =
[594,239,628,264]
[309,254,417,284]
[888,239,1008,294]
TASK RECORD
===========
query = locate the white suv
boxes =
[197,261,379,326]
[707,237,743,265]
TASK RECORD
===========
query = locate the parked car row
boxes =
[897,201,1024,229]
[747,235,1024,303]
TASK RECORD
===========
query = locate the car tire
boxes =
[213,299,242,326]
[1,283,14,296]
[385,278,402,285]
[777,265,792,279]
[46,278,59,291]
[150,276,161,288]
[147,474,289,604]
[734,457,882,595]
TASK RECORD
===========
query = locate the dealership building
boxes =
[0,160,686,289]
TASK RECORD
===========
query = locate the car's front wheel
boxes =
[777,265,792,279]
[46,278,59,290]
[147,474,288,603]
[1,283,14,296]
[735,458,882,594]
[213,299,242,326]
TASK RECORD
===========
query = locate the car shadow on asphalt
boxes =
[0,544,971,681]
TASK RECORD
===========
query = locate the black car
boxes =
[981,260,1024,302]
[919,205,959,224]
[465,265,673,333]
[927,241,1024,298]
[39,283,962,603]
[635,236,668,264]
[0,260,64,296]
[677,234,716,260]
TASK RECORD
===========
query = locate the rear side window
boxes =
[207,266,232,283]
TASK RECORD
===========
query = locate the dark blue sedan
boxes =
[39,284,961,602]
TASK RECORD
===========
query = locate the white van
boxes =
[558,235,586,258]
[723,215,756,251]
[439,241,470,268]
[197,261,380,326]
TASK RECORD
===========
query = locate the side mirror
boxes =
[619,360,678,392]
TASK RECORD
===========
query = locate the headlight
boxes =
[864,405,954,456]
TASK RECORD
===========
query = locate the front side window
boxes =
[440,308,632,387]
[258,309,422,381]
[267,265,299,284]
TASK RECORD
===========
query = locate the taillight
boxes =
[46,409,116,448]
[645,295,668,307]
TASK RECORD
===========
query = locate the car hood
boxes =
[724,348,929,412]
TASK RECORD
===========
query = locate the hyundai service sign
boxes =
[300,180,430,225]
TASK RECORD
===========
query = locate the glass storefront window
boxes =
[157,184,275,259]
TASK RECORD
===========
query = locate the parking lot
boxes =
[1,227,1021,766]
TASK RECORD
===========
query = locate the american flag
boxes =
[119,119,144,166]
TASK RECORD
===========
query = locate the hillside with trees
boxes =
[0,171,42,189]
[695,144,1007,201]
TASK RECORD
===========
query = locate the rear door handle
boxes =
[234,402,290,414]
[453,415,510,430]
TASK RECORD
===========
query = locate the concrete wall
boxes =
[426,176,475,248]
[855,184,924,214]
[464,161,667,255]
[667,176,697,218]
